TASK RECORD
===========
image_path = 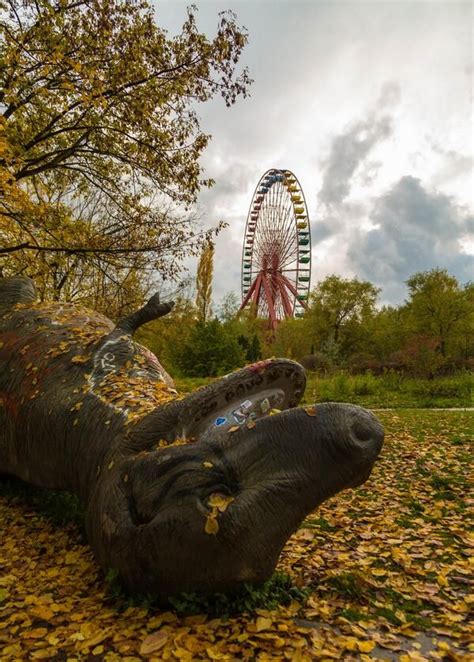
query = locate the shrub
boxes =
[300,352,333,374]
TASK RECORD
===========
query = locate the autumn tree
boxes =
[404,269,473,360]
[195,240,214,323]
[306,275,380,358]
[0,0,251,306]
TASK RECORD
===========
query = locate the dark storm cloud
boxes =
[348,176,473,303]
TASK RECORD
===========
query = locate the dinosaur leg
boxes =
[0,277,38,308]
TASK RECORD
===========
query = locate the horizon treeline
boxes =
[136,267,473,379]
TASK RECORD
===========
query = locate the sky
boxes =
[155,0,473,306]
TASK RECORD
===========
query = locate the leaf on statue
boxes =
[205,514,219,535]
[208,493,234,512]
[71,355,89,364]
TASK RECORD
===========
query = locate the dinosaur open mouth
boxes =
[177,359,306,441]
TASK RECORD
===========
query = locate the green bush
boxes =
[353,373,378,396]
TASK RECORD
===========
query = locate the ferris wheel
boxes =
[240,169,312,330]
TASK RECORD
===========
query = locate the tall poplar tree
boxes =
[195,240,214,323]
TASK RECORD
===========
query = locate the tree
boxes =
[305,275,380,359]
[272,316,313,360]
[175,318,245,377]
[237,332,261,362]
[195,240,214,323]
[405,269,473,360]
[0,0,251,299]
[217,291,240,322]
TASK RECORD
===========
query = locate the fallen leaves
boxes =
[0,410,471,660]
[140,629,169,655]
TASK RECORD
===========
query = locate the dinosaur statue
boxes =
[0,277,384,599]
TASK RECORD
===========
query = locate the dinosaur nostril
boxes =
[351,419,374,442]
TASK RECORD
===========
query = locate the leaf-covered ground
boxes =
[0,410,471,660]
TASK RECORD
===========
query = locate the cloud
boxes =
[318,83,399,208]
[348,176,473,303]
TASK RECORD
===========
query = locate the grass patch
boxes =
[302,516,336,532]
[329,571,433,630]
[105,569,309,618]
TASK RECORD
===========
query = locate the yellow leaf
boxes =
[71,355,89,364]
[304,406,317,416]
[255,616,272,632]
[202,461,213,468]
[64,551,80,564]
[247,419,256,429]
[30,606,54,621]
[205,515,219,535]
[357,640,376,653]
[229,425,240,432]
[26,627,48,639]
[344,637,358,651]
[207,493,234,512]
[140,630,168,655]
[371,568,387,576]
